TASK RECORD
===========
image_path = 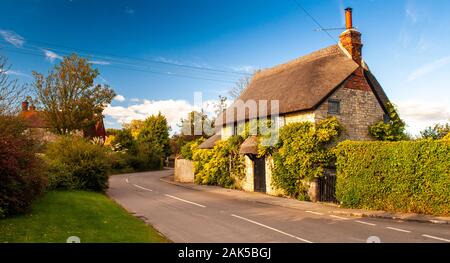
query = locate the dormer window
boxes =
[328,99,340,115]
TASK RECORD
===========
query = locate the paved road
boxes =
[108,169,450,243]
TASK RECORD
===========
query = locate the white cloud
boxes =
[43,49,63,63]
[3,70,30,78]
[0,30,25,47]
[397,100,450,135]
[89,60,111,65]
[113,95,126,102]
[408,56,450,81]
[104,98,226,133]
[130,98,141,102]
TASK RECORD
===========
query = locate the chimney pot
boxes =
[345,7,353,29]
[21,101,29,112]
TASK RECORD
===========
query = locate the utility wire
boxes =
[1,38,251,77]
[291,0,338,43]
[0,46,237,83]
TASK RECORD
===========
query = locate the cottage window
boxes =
[383,114,391,123]
[328,99,340,115]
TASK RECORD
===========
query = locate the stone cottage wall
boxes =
[314,72,385,141]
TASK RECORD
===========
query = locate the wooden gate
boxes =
[253,157,266,193]
[318,172,337,203]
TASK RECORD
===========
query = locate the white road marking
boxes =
[355,220,376,226]
[386,227,411,233]
[125,178,129,184]
[133,184,153,192]
[164,194,206,208]
[306,210,324,216]
[231,214,313,243]
[422,234,450,243]
[330,215,350,220]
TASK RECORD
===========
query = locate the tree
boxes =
[123,119,145,139]
[33,54,116,135]
[179,110,214,137]
[137,113,171,158]
[214,95,228,117]
[420,123,450,140]
[228,76,251,101]
[369,102,408,141]
[0,56,26,115]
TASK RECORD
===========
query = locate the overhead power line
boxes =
[291,0,338,43]
[0,46,237,84]
[1,38,251,77]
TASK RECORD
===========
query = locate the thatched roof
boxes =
[217,45,361,125]
[239,136,258,155]
[198,134,221,149]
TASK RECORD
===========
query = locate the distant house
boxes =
[19,100,107,142]
[199,8,391,196]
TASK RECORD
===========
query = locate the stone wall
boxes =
[174,158,195,183]
[284,111,315,125]
[314,74,385,141]
[241,155,254,192]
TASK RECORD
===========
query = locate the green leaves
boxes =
[335,140,450,215]
[271,117,342,198]
[192,135,245,188]
[33,54,116,135]
[368,102,408,141]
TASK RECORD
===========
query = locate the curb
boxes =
[160,176,450,225]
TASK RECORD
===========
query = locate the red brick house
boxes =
[19,100,107,142]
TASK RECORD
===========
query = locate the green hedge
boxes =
[335,140,450,215]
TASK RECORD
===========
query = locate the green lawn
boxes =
[0,191,169,243]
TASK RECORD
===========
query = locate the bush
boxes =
[180,138,204,160]
[0,116,47,218]
[44,136,110,192]
[368,102,408,141]
[335,140,450,215]
[192,136,245,188]
[271,117,341,198]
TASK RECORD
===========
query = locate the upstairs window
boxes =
[328,99,340,115]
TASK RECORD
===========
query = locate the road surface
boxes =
[108,169,450,243]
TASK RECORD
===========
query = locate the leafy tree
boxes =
[137,113,171,158]
[0,56,26,115]
[123,119,145,139]
[33,54,116,135]
[112,128,136,152]
[420,123,450,140]
[369,102,408,141]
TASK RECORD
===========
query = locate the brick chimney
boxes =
[339,8,363,65]
[21,101,29,112]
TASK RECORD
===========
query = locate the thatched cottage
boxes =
[199,8,390,197]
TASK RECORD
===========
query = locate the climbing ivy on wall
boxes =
[192,135,246,188]
[270,117,342,199]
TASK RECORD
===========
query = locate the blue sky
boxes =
[1,0,449,135]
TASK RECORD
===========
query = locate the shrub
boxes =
[0,116,47,218]
[335,140,450,215]
[192,136,245,188]
[368,102,408,141]
[271,117,341,198]
[180,138,204,160]
[44,136,110,192]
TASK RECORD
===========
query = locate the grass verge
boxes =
[0,191,169,243]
